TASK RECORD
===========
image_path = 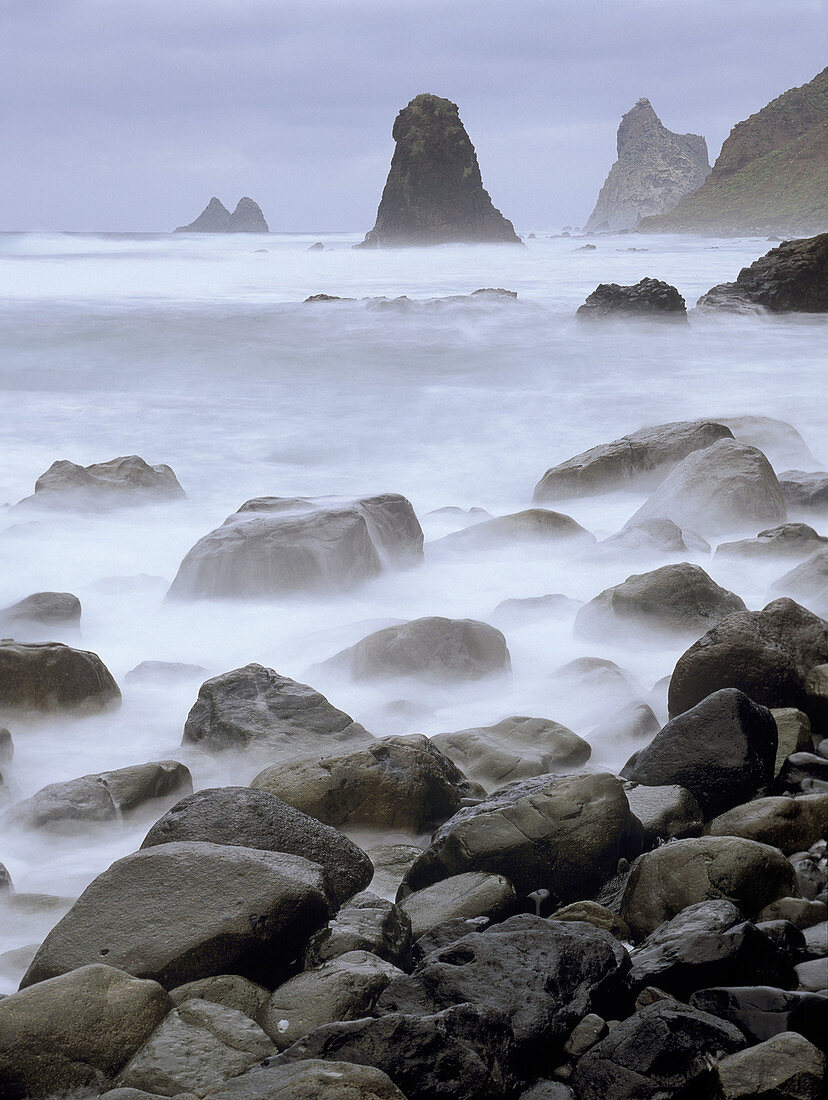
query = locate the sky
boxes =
[1,0,826,233]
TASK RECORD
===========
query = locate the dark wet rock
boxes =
[779,470,828,510]
[571,1000,744,1099]
[180,663,369,755]
[17,455,184,510]
[628,439,786,536]
[714,1030,825,1099]
[577,277,687,321]
[698,233,828,313]
[773,708,814,774]
[759,896,827,929]
[691,986,828,1049]
[400,772,643,903]
[533,420,732,502]
[770,548,828,618]
[621,688,777,817]
[588,702,661,745]
[789,849,828,900]
[175,197,232,232]
[398,872,516,939]
[410,916,491,964]
[169,974,270,1023]
[375,914,630,1070]
[575,562,745,642]
[518,1081,574,1099]
[304,891,412,971]
[269,1002,517,1099]
[359,93,520,247]
[21,843,332,990]
[9,760,192,831]
[0,592,81,631]
[620,836,797,941]
[168,493,423,598]
[548,901,630,941]
[140,786,372,906]
[229,197,269,233]
[627,900,794,998]
[430,509,595,551]
[706,794,828,854]
[715,415,821,471]
[263,951,403,1050]
[0,964,171,1100]
[489,594,582,628]
[0,641,121,715]
[593,517,710,558]
[125,661,209,684]
[802,920,828,958]
[201,1059,407,1099]
[756,919,808,965]
[320,616,510,683]
[623,782,703,843]
[667,598,828,723]
[250,735,475,832]
[431,716,591,791]
[796,956,828,990]
[779,751,828,793]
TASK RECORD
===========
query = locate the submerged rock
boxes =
[779,470,828,511]
[697,232,828,313]
[770,548,828,618]
[0,641,120,715]
[358,93,520,247]
[715,415,820,471]
[429,509,595,551]
[716,523,827,562]
[576,278,687,321]
[16,455,184,511]
[0,592,81,631]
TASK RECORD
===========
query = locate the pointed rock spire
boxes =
[174,197,232,233]
[229,197,269,233]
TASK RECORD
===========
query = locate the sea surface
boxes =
[0,229,825,990]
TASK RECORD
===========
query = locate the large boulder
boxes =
[575,562,745,642]
[0,964,171,1099]
[714,415,820,471]
[431,716,591,791]
[713,1031,825,1100]
[627,439,786,536]
[430,509,595,552]
[304,891,412,970]
[0,641,121,715]
[716,523,828,562]
[398,872,516,938]
[400,772,643,903]
[779,470,828,511]
[358,93,520,247]
[201,1059,408,1099]
[319,617,510,683]
[689,985,828,1048]
[577,277,687,322]
[533,419,732,502]
[17,455,184,510]
[770,548,828,618]
[0,592,81,634]
[621,688,778,817]
[169,974,270,1022]
[706,794,828,854]
[623,782,703,843]
[250,735,472,832]
[697,233,828,313]
[592,517,710,558]
[167,494,423,598]
[667,598,828,722]
[140,787,372,905]
[20,843,332,990]
[180,663,369,755]
[619,836,798,941]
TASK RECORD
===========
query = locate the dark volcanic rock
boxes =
[359,93,520,247]
[690,985,828,1048]
[20,843,332,990]
[175,196,232,232]
[140,786,372,905]
[167,493,423,598]
[698,232,828,313]
[0,641,121,715]
[532,419,732,502]
[229,197,269,232]
[621,688,778,817]
[17,455,184,510]
[667,598,828,722]
[779,470,828,510]
[576,277,687,321]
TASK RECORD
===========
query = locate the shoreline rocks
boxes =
[576,277,687,321]
[0,641,121,715]
[15,455,184,511]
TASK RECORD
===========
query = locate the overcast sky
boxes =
[1,0,826,233]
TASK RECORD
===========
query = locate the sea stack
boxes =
[586,98,710,232]
[358,93,521,247]
[174,196,269,233]
[229,197,269,232]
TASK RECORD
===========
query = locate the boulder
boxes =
[358,93,520,247]
[627,439,786,536]
[489,594,582,628]
[430,510,595,551]
[229,197,269,233]
[167,494,423,598]
[716,523,827,562]
[773,708,815,774]
[400,772,643,903]
[690,985,828,1049]
[548,901,630,942]
[375,914,629,1069]
[250,735,473,832]
[0,726,11,763]
[125,661,209,684]
[0,964,171,1099]
[592,517,710,558]
[320,616,510,683]
[175,197,232,232]
[770,548,828,617]
[262,951,403,1050]
[10,760,192,831]
[201,1059,408,1099]
[697,233,828,313]
[802,920,828,958]
[141,787,372,906]
[398,872,516,938]
[621,688,777,817]
[169,974,270,1023]
[0,641,121,715]
[17,455,184,510]
[304,892,412,970]
[779,470,828,511]
[627,900,793,998]
[667,598,828,722]
[180,663,369,755]
[576,278,687,321]
[572,1000,744,1098]
[588,702,660,745]
[0,592,81,632]
[533,420,732,502]
[758,897,827,929]
[714,1030,825,1099]
[431,716,591,790]
[20,843,332,990]
[574,562,745,642]
[623,782,703,843]
[620,836,797,941]
[117,998,275,1095]
[714,416,820,471]
[796,957,828,991]
[706,795,828,854]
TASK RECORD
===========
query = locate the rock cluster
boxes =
[174,197,269,233]
[698,232,828,314]
[15,455,185,511]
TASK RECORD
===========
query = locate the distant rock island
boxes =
[641,67,828,235]
[174,196,269,233]
[586,98,710,232]
[358,93,521,247]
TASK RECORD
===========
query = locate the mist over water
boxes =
[0,230,825,991]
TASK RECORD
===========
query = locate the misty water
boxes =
[0,230,825,992]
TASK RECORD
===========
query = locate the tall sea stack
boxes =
[174,196,269,233]
[359,93,521,247]
[586,99,710,232]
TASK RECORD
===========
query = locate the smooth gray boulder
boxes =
[304,891,412,970]
[716,523,827,562]
[167,494,422,598]
[17,455,184,510]
[201,1059,407,1099]
[398,872,516,938]
[0,964,171,1099]
[430,509,595,551]
[593,517,710,558]
[779,470,828,511]
[716,415,820,471]
[623,782,703,843]
[715,1031,825,1099]
[773,708,814,774]
[320,617,510,683]
[169,974,270,1024]
[705,794,828,854]
[20,843,332,990]
[0,641,121,715]
[770,548,828,618]
[0,592,81,632]
[141,787,372,905]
